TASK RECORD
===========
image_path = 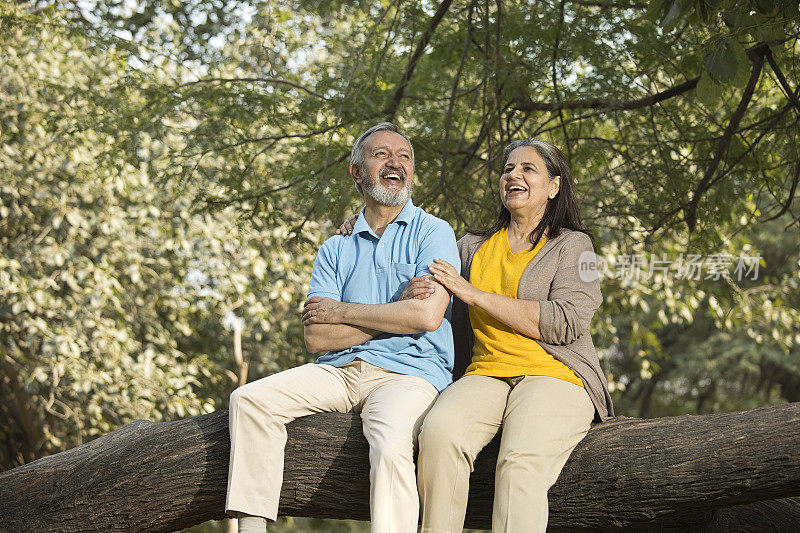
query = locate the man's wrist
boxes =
[337,301,357,324]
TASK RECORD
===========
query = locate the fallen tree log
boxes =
[1,403,799,532]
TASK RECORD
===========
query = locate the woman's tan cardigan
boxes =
[452,229,614,421]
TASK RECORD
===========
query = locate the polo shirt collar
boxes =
[354,199,416,236]
[395,199,416,225]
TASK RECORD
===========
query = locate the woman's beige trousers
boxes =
[417,374,594,532]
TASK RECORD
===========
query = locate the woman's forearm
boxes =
[471,291,542,340]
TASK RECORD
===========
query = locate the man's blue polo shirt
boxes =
[307,200,460,392]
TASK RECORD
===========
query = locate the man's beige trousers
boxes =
[417,374,594,533]
[225,359,438,532]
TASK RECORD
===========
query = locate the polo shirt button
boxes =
[379,243,385,248]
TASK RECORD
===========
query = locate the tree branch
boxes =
[321,0,399,185]
[646,100,795,235]
[553,0,572,160]
[0,350,45,466]
[197,125,341,154]
[203,152,350,207]
[765,49,800,114]
[2,404,800,531]
[684,43,769,232]
[177,77,329,100]
[435,0,476,205]
[513,76,700,112]
[571,0,646,7]
[382,0,455,119]
[764,161,800,221]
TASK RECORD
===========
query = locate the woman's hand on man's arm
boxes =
[427,259,483,305]
[423,259,545,339]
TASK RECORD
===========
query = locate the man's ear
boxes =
[350,164,362,184]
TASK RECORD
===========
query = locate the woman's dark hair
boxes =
[471,138,589,246]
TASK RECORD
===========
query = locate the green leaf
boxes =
[721,10,742,29]
[730,39,751,88]
[662,0,683,28]
[704,41,738,84]
[645,0,671,23]
[756,0,776,14]
[696,72,724,105]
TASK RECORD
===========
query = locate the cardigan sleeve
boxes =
[456,235,472,278]
[537,232,602,345]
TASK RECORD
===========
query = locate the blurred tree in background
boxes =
[1,7,319,470]
[1,0,799,530]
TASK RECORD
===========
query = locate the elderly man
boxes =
[225,122,459,533]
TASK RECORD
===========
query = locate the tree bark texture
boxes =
[1,403,799,532]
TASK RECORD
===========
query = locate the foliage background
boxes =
[1,0,799,531]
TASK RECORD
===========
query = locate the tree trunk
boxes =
[1,403,799,532]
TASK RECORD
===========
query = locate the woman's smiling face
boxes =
[500,146,560,219]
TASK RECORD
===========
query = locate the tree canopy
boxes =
[1,5,320,468]
[38,0,797,234]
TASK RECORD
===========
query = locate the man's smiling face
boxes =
[354,130,415,207]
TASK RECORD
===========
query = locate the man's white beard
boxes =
[361,170,413,207]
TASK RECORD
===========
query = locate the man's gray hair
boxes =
[350,122,414,195]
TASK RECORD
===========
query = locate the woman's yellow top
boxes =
[464,228,584,387]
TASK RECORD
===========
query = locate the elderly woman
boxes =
[404,138,613,533]
[338,138,613,531]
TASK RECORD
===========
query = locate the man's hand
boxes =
[400,275,438,300]
[302,297,344,326]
